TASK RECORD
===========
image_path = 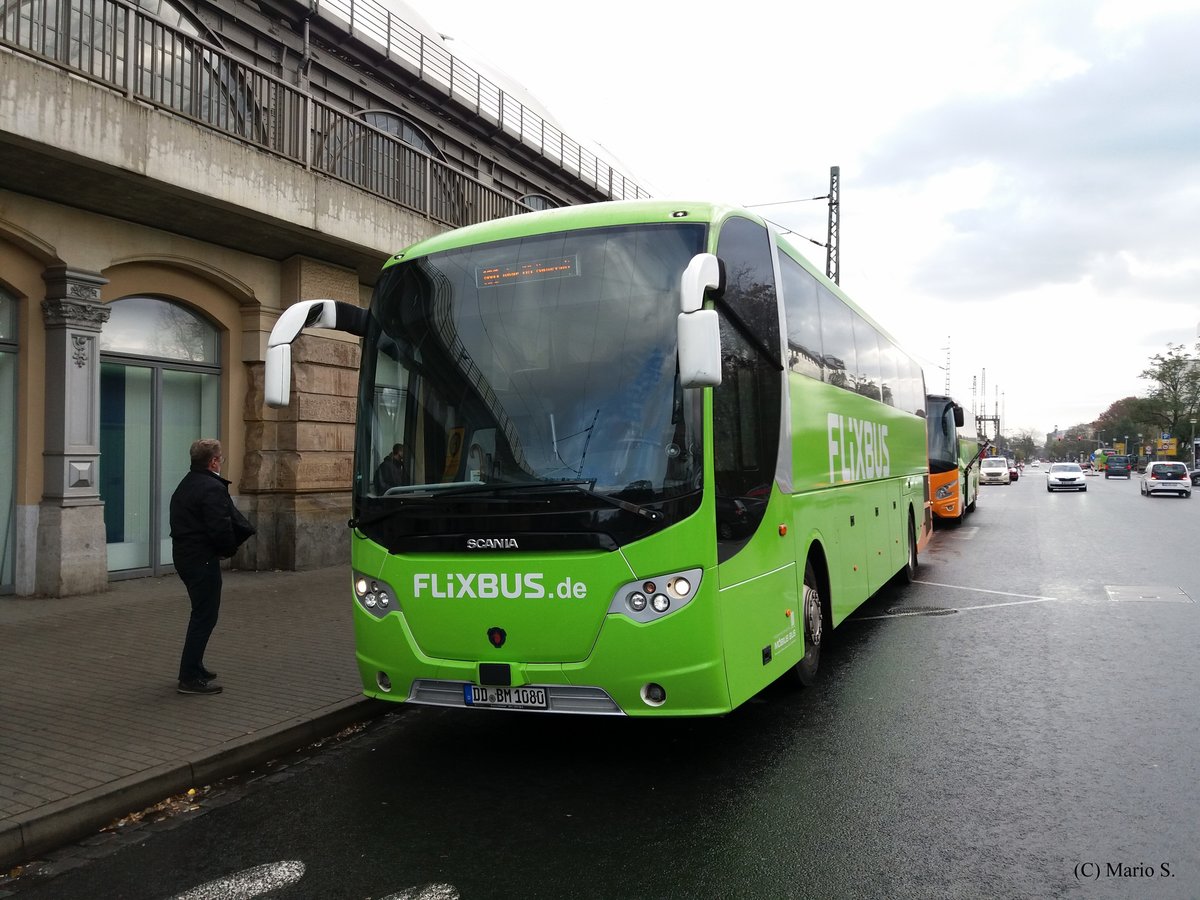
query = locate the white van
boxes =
[980,457,1011,485]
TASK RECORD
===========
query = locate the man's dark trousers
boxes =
[177,558,221,682]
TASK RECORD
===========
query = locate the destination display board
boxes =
[476,255,579,288]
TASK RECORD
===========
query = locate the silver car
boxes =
[1046,462,1086,492]
[1140,461,1192,498]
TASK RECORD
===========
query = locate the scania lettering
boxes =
[265,201,930,716]
[466,538,519,549]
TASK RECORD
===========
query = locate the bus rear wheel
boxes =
[899,516,918,584]
[792,561,823,687]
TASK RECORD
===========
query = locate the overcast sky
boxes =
[417,0,1200,440]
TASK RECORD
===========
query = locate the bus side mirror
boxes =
[264,343,292,408]
[953,405,965,428]
[678,253,723,388]
[264,299,345,409]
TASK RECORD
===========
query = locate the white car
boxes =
[980,457,1011,484]
[1046,462,1086,492]
[1140,461,1192,498]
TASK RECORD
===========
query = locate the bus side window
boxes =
[779,254,823,380]
[851,314,883,402]
[879,340,901,407]
[818,287,855,392]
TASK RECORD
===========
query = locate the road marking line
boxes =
[854,582,1060,621]
[171,861,305,900]
[914,580,1056,601]
[856,596,1058,621]
[383,884,461,900]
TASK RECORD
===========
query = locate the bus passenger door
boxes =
[709,215,796,705]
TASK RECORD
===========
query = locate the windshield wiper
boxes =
[353,478,664,527]
[518,479,664,522]
[349,481,550,529]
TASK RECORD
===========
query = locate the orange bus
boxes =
[926,394,981,524]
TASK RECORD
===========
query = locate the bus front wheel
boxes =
[792,561,823,687]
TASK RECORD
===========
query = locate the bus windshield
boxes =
[356,222,706,528]
[926,397,958,473]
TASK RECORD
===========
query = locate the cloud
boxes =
[859,12,1200,300]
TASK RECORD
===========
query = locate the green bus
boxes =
[265,200,930,716]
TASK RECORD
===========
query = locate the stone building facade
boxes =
[0,0,645,595]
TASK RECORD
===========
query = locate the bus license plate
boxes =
[464,684,548,710]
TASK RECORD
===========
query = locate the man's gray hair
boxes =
[190,438,222,468]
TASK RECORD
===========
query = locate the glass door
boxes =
[100,363,154,571]
[0,290,15,593]
[100,297,220,577]
[160,369,220,566]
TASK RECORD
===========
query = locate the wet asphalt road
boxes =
[7,470,1199,899]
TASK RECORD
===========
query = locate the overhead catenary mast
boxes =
[943,336,951,394]
[826,166,840,284]
[976,368,999,447]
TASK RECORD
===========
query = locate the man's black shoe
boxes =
[177,678,223,695]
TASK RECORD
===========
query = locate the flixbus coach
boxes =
[925,394,981,524]
[264,200,930,716]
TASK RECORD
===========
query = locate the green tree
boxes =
[1092,396,1158,456]
[1011,430,1037,462]
[1139,342,1200,454]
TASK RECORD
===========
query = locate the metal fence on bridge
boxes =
[0,0,647,229]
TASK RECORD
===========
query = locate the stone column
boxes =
[240,257,361,570]
[37,266,111,596]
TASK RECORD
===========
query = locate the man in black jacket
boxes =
[374,442,407,493]
[169,438,255,695]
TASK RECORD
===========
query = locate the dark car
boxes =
[1105,455,1132,479]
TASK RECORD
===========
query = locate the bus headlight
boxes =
[608,568,703,623]
[353,571,399,618]
[935,483,955,500]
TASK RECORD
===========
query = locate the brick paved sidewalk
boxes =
[0,565,387,870]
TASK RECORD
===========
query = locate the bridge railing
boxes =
[0,0,641,229]
[311,0,649,203]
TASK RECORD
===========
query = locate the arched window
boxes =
[130,0,203,35]
[101,295,218,362]
[0,288,16,592]
[99,296,221,576]
[319,110,467,222]
[520,194,559,212]
[1,0,263,140]
[320,110,443,192]
[359,111,442,158]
